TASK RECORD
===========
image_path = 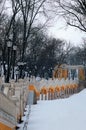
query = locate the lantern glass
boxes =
[13,45,17,50]
[7,42,12,47]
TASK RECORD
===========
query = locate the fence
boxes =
[28,77,79,101]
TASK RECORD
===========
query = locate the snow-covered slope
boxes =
[28,89,86,130]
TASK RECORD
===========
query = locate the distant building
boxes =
[53,64,85,80]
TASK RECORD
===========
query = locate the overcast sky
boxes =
[5,0,86,47]
[47,18,86,46]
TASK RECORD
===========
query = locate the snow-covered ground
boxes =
[19,89,86,130]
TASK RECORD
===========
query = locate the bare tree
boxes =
[0,0,6,18]
[80,39,86,64]
[16,0,48,61]
[1,0,20,82]
[54,0,86,32]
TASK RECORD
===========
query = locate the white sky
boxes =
[18,89,86,130]
[5,1,86,46]
[47,18,86,46]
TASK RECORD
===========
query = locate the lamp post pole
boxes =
[18,62,23,79]
[6,42,12,83]
[12,45,17,79]
[0,50,2,76]
[18,62,26,79]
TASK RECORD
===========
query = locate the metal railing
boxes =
[23,105,31,130]
[17,104,31,130]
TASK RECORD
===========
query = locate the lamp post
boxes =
[18,62,26,79]
[0,50,2,76]
[18,62,23,79]
[15,70,19,82]
[12,45,17,79]
[6,42,12,83]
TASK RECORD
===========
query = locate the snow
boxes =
[19,89,86,130]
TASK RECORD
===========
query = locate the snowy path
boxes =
[18,89,86,130]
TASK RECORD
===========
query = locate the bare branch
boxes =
[55,0,86,32]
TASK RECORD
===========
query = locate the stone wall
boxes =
[0,91,17,124]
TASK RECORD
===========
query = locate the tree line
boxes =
[0,0,86,82]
